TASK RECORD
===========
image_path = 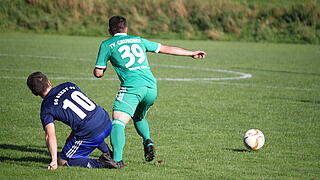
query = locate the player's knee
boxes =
[113,111,131,124]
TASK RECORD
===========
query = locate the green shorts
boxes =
[113,86,157,121]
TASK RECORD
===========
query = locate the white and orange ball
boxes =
[243,129,265,150]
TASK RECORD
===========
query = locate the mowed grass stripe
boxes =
[0,32,319,179]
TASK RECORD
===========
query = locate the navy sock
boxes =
[97,141,111,153]
[66,158,104,168]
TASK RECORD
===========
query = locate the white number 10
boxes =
[62,91,96,119]
[118,44,145,68]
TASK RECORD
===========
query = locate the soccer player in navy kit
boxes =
[27,72,119,169]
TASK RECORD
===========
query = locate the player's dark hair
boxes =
[108,16,127,36]
[26,72,49,96]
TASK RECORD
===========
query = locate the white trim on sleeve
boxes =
[95,65,106,69]
[155,43,161,53]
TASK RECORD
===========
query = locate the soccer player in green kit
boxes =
[93,16,206,168]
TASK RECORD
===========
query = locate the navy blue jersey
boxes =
[40,82,111,139]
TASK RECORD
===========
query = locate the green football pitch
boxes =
[0,32,319,179]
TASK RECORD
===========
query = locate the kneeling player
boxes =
[27,72,120,169]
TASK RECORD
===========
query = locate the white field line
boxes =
[0,53,252,81]
[1,53,316,91]
[0,53,91,62]
[0,67,91,76]
[153,64,252,81]
[0,75,117,81]
[2,75,314,92]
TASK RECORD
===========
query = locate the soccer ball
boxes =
[243,129,265,150]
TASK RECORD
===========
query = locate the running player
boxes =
[27,72,119,169]
[93,16,206,167]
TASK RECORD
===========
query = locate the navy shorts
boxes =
[60,123,112,160]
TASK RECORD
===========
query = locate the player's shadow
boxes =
[275,97,320,104]
[224,148,251,152]
[0,156,50,164]
[0,143,50,164]
[0,143,48,155]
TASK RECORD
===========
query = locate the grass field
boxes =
[0,32,319,179]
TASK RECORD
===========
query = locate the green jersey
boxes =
[95,33,161,88]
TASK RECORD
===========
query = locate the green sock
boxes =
[134,118,151,141]
[110,119,126,162]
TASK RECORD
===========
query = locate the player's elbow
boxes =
[45,134,50,142]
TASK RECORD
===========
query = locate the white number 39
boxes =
[118,44,145,68]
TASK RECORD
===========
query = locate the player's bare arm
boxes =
[44,123,58,170]
[159,45,207,59]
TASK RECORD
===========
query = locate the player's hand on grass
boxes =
[48,161,58,170]
[192,51,207,59]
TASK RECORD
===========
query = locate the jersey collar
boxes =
[43,86,55,100]
[114,33,127,36]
